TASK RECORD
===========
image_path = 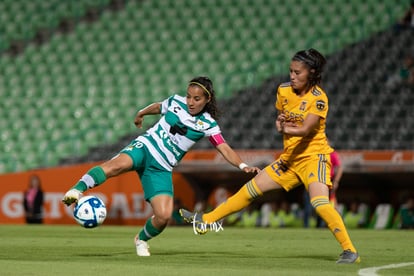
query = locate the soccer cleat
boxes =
[62,189,82,206]
[179,208,200,223]
[336,250,360,264]
[179,208,208,235]
[134,236,150,257]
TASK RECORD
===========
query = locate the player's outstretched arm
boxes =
[215,143,260,173]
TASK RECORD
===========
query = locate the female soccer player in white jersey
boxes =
[62,76,260,256]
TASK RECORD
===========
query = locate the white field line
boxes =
[358,262,414,276]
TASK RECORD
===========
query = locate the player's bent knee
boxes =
[154,209,173,223]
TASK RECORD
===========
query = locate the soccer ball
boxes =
[73,195,107,228]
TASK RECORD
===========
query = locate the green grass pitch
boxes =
[0,225,413,276]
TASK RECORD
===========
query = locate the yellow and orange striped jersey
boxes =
[275,82,333,159]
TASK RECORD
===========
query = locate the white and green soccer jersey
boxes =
[137,95,221,171]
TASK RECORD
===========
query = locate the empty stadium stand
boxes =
[0,0,411,172]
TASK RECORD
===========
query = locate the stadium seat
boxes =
[0,0,411,172]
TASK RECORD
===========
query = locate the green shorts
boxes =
[120,139,173,201]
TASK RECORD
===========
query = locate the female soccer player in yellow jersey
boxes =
[180,49,360,264]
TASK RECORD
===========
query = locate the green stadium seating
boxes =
[0,0,111,50]
[0,0,409,172]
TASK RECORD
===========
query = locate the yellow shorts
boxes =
[264,154,332,191]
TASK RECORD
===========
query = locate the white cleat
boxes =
[62,189,82,206]
[135,236,150,257]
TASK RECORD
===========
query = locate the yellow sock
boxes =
[203,179,262,223]
[311,196,357,253]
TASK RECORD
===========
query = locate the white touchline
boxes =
[358,262,414,276]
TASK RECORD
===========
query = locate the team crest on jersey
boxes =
[283,98,288,105]
[316,100,326,111]
[194,119,207,130]
[299,101,307,111]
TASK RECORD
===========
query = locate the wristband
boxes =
[238,163,248,170]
